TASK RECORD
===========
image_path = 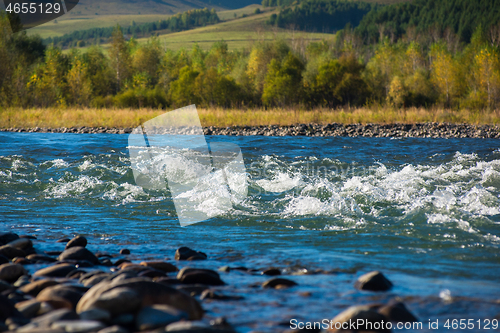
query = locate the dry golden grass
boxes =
[1,107,499,129]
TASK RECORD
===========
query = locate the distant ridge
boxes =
[69,0,262,15]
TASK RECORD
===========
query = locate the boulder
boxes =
[0,263,28,282]
[0,245,26,259]
[327,305,390,333]
[37,285,85,309]
[0,232,19,245]
[378,301,418,323]
[175,247,207,261]
[58,247,99,265]
[7,238,33,250]
[136,305,188,330]
[140,261,178,273]
[20,279,60,296]
[66,236,88,249]
[16,309,78,332]
[177,268,224,286]
[355,271,393,292]
[262,278,297,289]
[76,278,203,320]
[34,264,78,277]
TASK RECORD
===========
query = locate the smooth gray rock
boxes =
[58,247,99,265]
[0,263,27,283]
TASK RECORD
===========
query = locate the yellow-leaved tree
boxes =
[474,48,500,109]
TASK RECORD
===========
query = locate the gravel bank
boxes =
[1,123,499,138]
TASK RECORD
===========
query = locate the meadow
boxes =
[1,107,498,129]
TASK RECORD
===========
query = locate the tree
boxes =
[430,44,459,107]
[109,25,131,92]
[262,52,304,106]
[474,47,500,108]
[67,56,92,106]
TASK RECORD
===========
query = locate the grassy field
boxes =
[1,107,498,129]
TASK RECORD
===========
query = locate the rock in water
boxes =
[354,271,393,292]
[140,261,178,273]
[0,245,26,259]
[136,305,188,330]
[77,277,203,320]
[0,263,27,283]
[20,279,59,296]
[58,246,99,265]
[177,268,225,286]
[262,278,298,289]
[34,264,78,277]
[175,247,207,260]
[327,305,390,332]
[66,236,88,249]
[6,238,33,250]
[37,285,85,309]
[378,301,419,323]
[0,232,19,245]
[119,249,130,255]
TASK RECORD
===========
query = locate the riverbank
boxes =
[1,122,499,138]
[1,107,500,129]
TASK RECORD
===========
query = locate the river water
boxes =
[1,132,499,332]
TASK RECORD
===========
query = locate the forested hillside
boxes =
[267,0,374,32]
[45,9,220,48]
[356,0,500,43]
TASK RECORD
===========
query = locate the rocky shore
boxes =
[0,232,420,333]
[1,123,500,138]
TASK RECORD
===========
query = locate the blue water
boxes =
[1,132,500,332]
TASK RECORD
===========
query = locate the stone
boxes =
[77,278,203,320]
[114,259,130,266]
[51,320,106,333]
[218,266,230,273]
[0,254,8,265]
[58,247,99,265]
[0,280,12,292]
[17,309,78,332]
[140,261,178,273]
[97,325,129,333]
[378,301,418,323]
[66,236,88,249]
[177,268,224,286]
[0,245,26,259]
[175,247,207,260]
[200,290,244,301]
[13,275,31,287]
[136,305,188,330]
[0,232,19,245]
[56,238,71,243]
[262,268,281,276]
[79,308,111,322]
[82,274,109,287]
[15,299,41,318]
[20,279,60,296]
[37,285,85,309]
[119,249,130,255]
[262,278,298,289]
[355,271,393,292]
[0,263,27,282]
[327,305,390,333]
[0,294,21,320]
[79,286,141,316]
[7,238,32,250]
[34,264,78,277]
[111,314,135,326]
[26,254,58,263]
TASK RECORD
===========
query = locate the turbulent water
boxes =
[1,132,500,332]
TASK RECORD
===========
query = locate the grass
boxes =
[1,107,499,129]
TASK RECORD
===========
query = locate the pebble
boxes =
[135,305,188,330]
[36,285,86,309]
[175,247,207,261]
[0,263,27,283]
[177,268,225,286]
[34,264,78,278]
[15,299,42,318]
[355,271,393,292]
[119,249,130,255]
[66,236,88,249]
[327,305,390,332]
[20,280,60,296]
[58,247,99,265]
[140,261,178,273]
[262,278,298,289]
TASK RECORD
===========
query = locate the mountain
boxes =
[69,0,262,15]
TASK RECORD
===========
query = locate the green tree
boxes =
[109,25,131,92]
[262,52,304,106]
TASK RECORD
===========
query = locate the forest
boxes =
[1,1,500,111]
[267,0,374,33]
[44,8,220,48]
